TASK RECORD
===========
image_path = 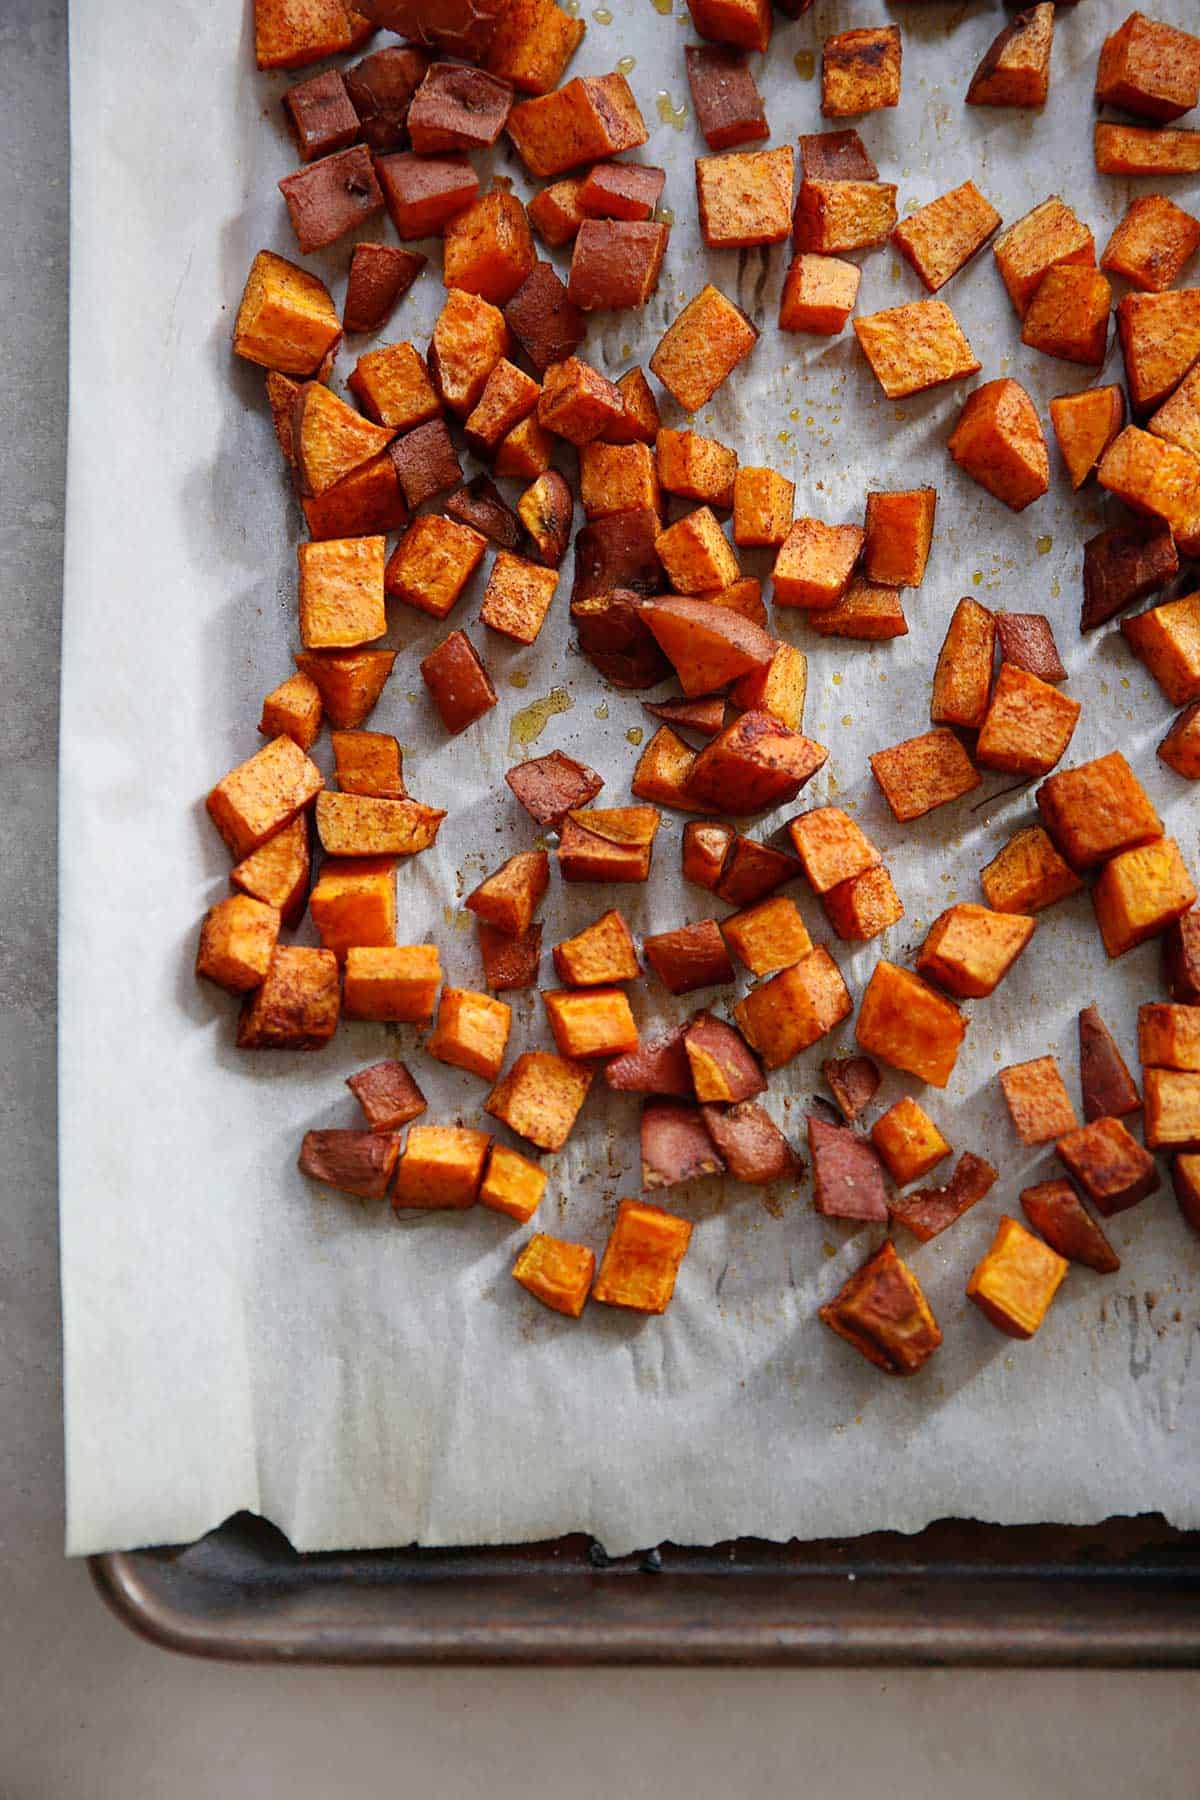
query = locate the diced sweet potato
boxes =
[592,1198,692,1314]
[315,793,444,858]
[486,1050,593,1151]
[292,384,395,501]
[696,147,793,249]
[772,518,862,610]
[891,181,1001,294]
[1082,523,1177,633]
[606,1027,698,1104]
[966,3,1054,108]
[869,729,980,822]
[375,150,479,238]
[821,25,901,118]
[553,910,640,989]
[975,663,1080,777]
[486,0,584,95]
[344,45,427,151]
[729,644,807,732]
[465,850,549,942]
[1079,1004,1141,1121]
[853,299,979,400]
[721,895,812,977]
[645,697,726,740]
[237,945,340,1050]
[713,836,800,907]
[443,186,535,307]
[640,596,773,698]
[419,630,497,734]
[537,357,623,446]
[558,806,660,883]
[948,379,1050,511]
[298,1129,400,1201]
[408,62,512,154]
[1149,361,1200,459]
[207,736,323,861]
[1020,1179,1119,1273]
[446,475,522,550]
[993,197,1095,319]
[640,1099,724,1189]
[503,262,586,377]
[463,360,540,458]
[1164,912,1200,1004]
[701,1101,798,1185]
[654,510,741,598]
[284,68,360,164]
[601,367,661,448]
[393,1124,490,1210]
[1036,750,1161,873]
[479,1143,548,1225]
[542,986,639,1059]
[528,178,586,249]
[354,0,502,60]
[1101,194,1200,295]
[1122,591,1200,705]
[861,489,935,589]
[506,72,648,179]
[644,914,738,1001]
[389,414,463,506]
[980,826,1083,914]
[709,577,767,624]
[1049,385,1125,490]
[1096,428,1200,557]
[793,178,897,255]
[427,986,512,1081]
[1094,122,1200,177]
[512,1233,595,1317]
[308,854,396,960]
[808,1115,888,1222]
[346,1059,427,1132]
[630,727,703,813]
[808,577,908,641]
[383,514,483,620]
[685,44,768,150]
[1021,265,1111,366]
[571,506,662,603]
[478,921,542,992]
[301,452,409,542]
[1093,837,1197,957]
[1118,289,1200,416]
[787,806,878,895]
[1162,700,1200,778]
[967,1216,1068,1338]
[823,1055,880,1123]
[650,284,758,414]
[889,1151,997,1243]
[929,596,995,729]
[580,441,661,521]
[297,536,386,651]
[343,243,425,335]
[778,253,860,335]
[234,250,343,377]
[822,864,904,942]
[348,341,440,431]
[1057,1116,1160,1214]
[429,287,509,417]
[278,144,383,253]
[255,0,374,70]
[513,470,571,570]
[1095,11,1200,123]
[1143,1068,1200,1150]
[578,162,666,223]
[231,816,310,928]
[994,613,1066,684]
[293,648,395,729]
[686,712,827,814]
[686,0,769,52]
[856,960,965,1088]
[999,1055,1078,1146]
[918,902,1035,998]
[196,895,280,994]
[657,430,735,510]
[479,553,558,647]
[820,1240,942,1376]
[259,672,323,753]
[505,750,603,831]
[870,1096,950,1186]
[1139,1001,1200,1073]
[733,945,852,1069]
[682,821,734,891]
[1174,1153,1200,1233]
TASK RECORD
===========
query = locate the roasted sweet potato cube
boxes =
[527,178,586,249]
[506,72,647,179]
[891,180,1001,293]
[478,921,542,992]
[1150,362,1200,459]
[408,62,512,155]
[420,630,497,735]
[777,252,859,338]
[682,820,734,891]
[860,488,935,589]
[479,553,557,647]
[641,1099,724,1189]
[580,442,661,521]
[578,162,666,224]
[650,284,757,414]
[856,960,965,1088]
[465,850,549,942]
[808,1115,888,1222]
[329,729,404,800]
[542,986,638,1058]
[503,263,586,380]
[853,300,979,401]
[808,577,908,641]
[870,1097,950,1186]
[348,341,440,432]
[889,1151,997,1243]
[343,44,427,151]
[1021,265,1111,367]
[994,613,1066,685]
[1094,837,1197,957]
[479,1143,548,1224]
[284,68,360,163]
[463,360,540,459]
[1123,592,1200,706]
[729,467,793,549]
[292,383,395,500]
[196,895,280,994]
[603,1028,691,1100]
[1160,701,1200,779]
[505,750,603,831]
[443,187,535,306]
[966,3,1054,108]
[297,536,386,651]
[729,644,807,731]
[772,519,862,611]
[918,903,1035,998]
[1096,11,1200,123]
[1020,1179,1119,1274]
[553,910,639,989]
[375,150,479,238]
[733,945,852,1069]
[1056,1116,1160,1214]
[720,895,812,977]
[1036,751,1162,873]
[967,1216,1068,1338]
[343,243,425,335]
[1120,289,1200,419]
[822,865,904,942]
[298,1130,401,1201]
[683,1015,762,1106]
[558,807,660,883]
[511,471,570,571]
[592,1198,693,1314]
[657,431,735,510]
[949,379,1050,512]
[709,577,767,624]
[685,44,768,150]
[207,735,323,861]
[233,249,342,377]
[821,1240,942,1376]
[793,178,897,255]
[1079,1004,1141,1121]
[999,1055,1078,1147]
[446,476,522,552]
[237,945,339,1050]
[357,0,505,61]
[641,920,733,997]
[255,0,371,70]
[975,663,1080,777]
[701,1101,798,1184]
[929,597,995,729]
[572,586,666,684]
[1174,1153,1200,1233]
[316,792,443,857]
[1082,523,1177,633]
[1139,1001,1200,1073]
[1143,1068,1200,1150]
[600,367,661,449]
[1164,912,1200,1004]
[537,357,623,446]
[309,855,396,960]
[392,1124,490,1210]
[259,672,323,753]
[640,597,773,697]
[1049,385,1125,490]
[347,1059,426,1131]
[1102,195,1200,295]
[822,25,901,118]
[654,511,741,599]
[712,837,798,908]
[428,986,512,1081]
[266,370,302,464]
[686,712,827,814]
[487,1050,593,1150]
[429,288,509,417]
[384,515,484,620]
[695,147,793,250]
[646,696,727,738]
[301,452,410,542]
[869,729,980,822]
[486,0,584,94]
[231,816,311,928]
[821,1056,880,1124]
[278,145,383,253]
[513,1233,595,1317]
[787,806,878,895]
[1096,428,1200,557]
[1094,121,1200,176]
[992,197,1095,319]
[294,648,395,729]
[630,727,703,813]
[571,506,662,603]
[980,826,1082,916]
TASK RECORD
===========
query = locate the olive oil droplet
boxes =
[655,90,688,129]
[626,726,644,746]
[593,6,612,21]
[617,55,636,74]
[508,670,529,689]
[509,687,572,755]
[1036,534,1052,555]
[794,50,815,79]
[594,701,609,720]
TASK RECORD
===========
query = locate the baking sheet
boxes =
[61,0,1200,1556]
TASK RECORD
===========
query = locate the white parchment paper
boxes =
[61,0,1200,1555]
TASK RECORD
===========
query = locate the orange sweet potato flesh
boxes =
[1020,1178,1120,1273]
[686,711,828,813]
[700,1101,798,1184]
[639,597,775,697]
[643,919,735,995]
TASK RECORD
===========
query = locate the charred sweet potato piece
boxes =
[293,383,395,499]
[279,145,383,253]
[1020,1179,1119,1274]
[778,253,861,335]
[231,816,311,928]
[558,807,661,882]
[392,1124,490,1210]
[429,288,510,417]
[1095,11,1200,123]
[823,1055,880,1123]
[645,697,725,740]
[309,855,396,959]
[408,62,512,154]
[1079,1004,1142,1121]
[822,864,904,942]
[385,511,483,616]
[512,1234,594,1317]
[1036,750,1161,872]
[538,357,624,445]
[714,836,801,907]
[196,895,280,994]
[807,579,908,642]
[506,72,647,179]
[891,181,1000,292]
[1093,836,1197,957]
[643,920,735,996]
[821,25,901,118]
[592,1198,692,1313]
[980,826,1082,915]
[686,712,828,814]
[466,849,549,940]
[553,910,640,988]
[821,1240,942,1375]
[650,284,758,414]
[701,1101,798,1185]
[420,630,497,734]
[446,475,522,551]
[994,613,1067,684]
[347,1059,427,1131]
[640,597,773,697]
[503,262,586,377]
[889,1151,996,1242]
[999,1055,1078,1146]
[853,300,979,400]
[573,588,669,688]
[1096,428,1200,557]
[1056,1116,1160,1215]
[208,736,323,861]
[517,471,573,568]
[344,45,427,150]
[1081,523,1177,632]
[808,1115,889,1222]
[1101,194,1200,295]
[966,3,1054,107]
[284,68,361,163]
[967,1216,1068,1339]
[682,821,734,891]
[948,379,1050,511]
[480,1143,547,1224]
[255,0,374,70]
[641,1100,724,1190]
[1164,912,1200,1004]
[992,197,1095,319]
[721,895,811,977]
[1123,591,1200,706]
[354,0,504,60]
[1094,122,1200,177]
[480,552,558,645]
[343,243,425,334]
[293,648,396,728]
[606,1027,693,1098]
[654,509,741,597]
[348,341,440,432]
[1048,385,1125,490]
[375,150,478,237]
[870,729,980,822]
[428,986,512,1081]
[630,727,704,814]
[478,921,542,993]
[1143,1068,1200,1150]
[733,946,852,1070]
[685,44,768,150]
[870,1097,950,1186]
[772,518,862,610]
[1021,265,1111,366]
[260,672,323,752]
[237,945,340,1050]
[856,960,965,1088]
[696,147,793,249]
[918,903,1035,999]
[542,985,639,1059]
[975,663,1080,777]
[315,793,443,858]
[505,749,603,830]
[793,177,897,256]
[486,1050,593,1151]
[298,536,387,650]
[299,1129,401,1201]
[571,507,662,602]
